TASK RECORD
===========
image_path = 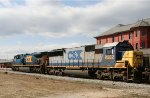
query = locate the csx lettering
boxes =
[68,50,82,60]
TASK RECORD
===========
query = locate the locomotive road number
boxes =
[105,55,114,60]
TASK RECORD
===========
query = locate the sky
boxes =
[0,0,150,59]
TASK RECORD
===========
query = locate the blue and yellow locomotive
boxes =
[12,41,147,82]
[47,41,143,82]
[12,52,48,73]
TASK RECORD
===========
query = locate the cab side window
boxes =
[106,48,114,55]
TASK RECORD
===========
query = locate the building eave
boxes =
[95,18,150,38]
[94,29,132,38]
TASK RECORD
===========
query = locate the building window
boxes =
[136,31,138,37]
[142,41,145,48]
[112,36,115,42]
[121,34,124,41]
[121,34,122,40]
[129,33,133,39]
[106,38,108,43]
[142,32,146,36]
[136,43,138,49]
[99,39,102,44]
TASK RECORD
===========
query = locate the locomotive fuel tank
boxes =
[64,70,89,78]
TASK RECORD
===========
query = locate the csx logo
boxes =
[26,56,32,62]
[68,50,82,60]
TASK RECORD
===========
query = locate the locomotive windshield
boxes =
[14,55,20,59]
[117,41,134,51]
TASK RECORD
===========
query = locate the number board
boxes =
[105,55,114,60]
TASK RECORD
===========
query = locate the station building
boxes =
[95,18,150,49]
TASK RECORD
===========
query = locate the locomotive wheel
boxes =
[96,70,102,79]
[110,74,114,80]
[40,65,46,74]
[37,68,41,73]
[47,70,51,75]
[97,73,104,80]
[48,69,55,75]
[97,74,102,79]
[58,70,64,76]
[55,71,59,76]
[16,67,19,71]
[12,67,16,71]
[29,67,34,73]
[47,69,50,74]
[123,76,127,81]
[88,69,97,78]
[33,67,36,73]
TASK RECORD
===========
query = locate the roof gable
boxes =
[95,18,150,38]
[133,20,149,27]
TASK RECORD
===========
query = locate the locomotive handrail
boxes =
[98,60,100,68]
[82,60,83,68]
[93,59,94,68]
[87,59,88,68]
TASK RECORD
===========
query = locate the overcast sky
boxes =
[0,0,150,59]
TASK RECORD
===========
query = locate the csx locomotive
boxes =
[12,41,150,83]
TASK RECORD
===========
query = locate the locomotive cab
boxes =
[100,40,134,67]
[12,54,27,71]
[13,54,27,65]
[97,41,136,80]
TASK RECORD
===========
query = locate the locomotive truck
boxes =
[12,41,150,83]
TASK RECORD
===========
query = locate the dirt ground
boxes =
[0,72,149,98]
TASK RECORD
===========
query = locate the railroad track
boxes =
[0,68,150,89]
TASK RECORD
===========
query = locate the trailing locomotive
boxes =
[12,52,48,73]
[12,41,149,83]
